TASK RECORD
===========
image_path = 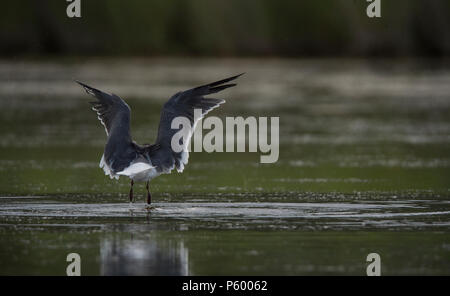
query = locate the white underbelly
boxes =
[116,161,160,182]
[128,167,160,182]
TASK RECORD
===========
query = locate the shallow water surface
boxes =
[0,58,449,275]
[0,194,449,275]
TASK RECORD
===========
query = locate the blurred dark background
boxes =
[1,0,450,58]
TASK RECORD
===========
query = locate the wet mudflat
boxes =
[0,58,449,275]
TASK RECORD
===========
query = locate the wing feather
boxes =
[76,81,136,175]
[149,74,243,174]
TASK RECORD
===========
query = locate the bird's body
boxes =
[100,150,158,182]
[76,74,242,204]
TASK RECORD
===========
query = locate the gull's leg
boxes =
[129,179,134,202]
[146,181,152,205]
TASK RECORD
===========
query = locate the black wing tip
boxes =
[193,73,245,90]
[229,72,245,78]
[209,83,237,93]
[224,73,245,81]
[216,83,237,87]
[211,73,245,86]
[75,80,88,88]
[75,80,103,97]
[75,80,93,91]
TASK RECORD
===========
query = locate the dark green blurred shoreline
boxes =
[2,0,450,58]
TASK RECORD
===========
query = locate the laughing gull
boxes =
[76,74,243,204]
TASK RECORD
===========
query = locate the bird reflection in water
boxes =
[100,235,189,275]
